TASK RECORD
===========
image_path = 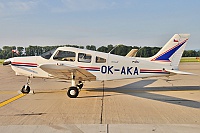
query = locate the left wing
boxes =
[39,63,96,81]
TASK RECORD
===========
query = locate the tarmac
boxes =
[0,62,200,133]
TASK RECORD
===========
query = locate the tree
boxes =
[0,44,198,59]
[86,45,96,51]
[183,50,197,57]
[97,46,108,53]
[79,46,84,49]
[0,48,2,59]
[151,47,161,56]
[107,44,114,53]
[1,46,16,58]
[17,47,24,56]
[197,50,200,57]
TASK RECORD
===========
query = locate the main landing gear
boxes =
[67,73,83,98]
[21,77,31,94]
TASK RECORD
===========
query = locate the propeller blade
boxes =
[3,61,11,66]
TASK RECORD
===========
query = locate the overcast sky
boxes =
[0,0,199,50]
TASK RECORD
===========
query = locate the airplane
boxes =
[3,34,193,98]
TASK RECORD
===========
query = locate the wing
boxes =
[125,49,138,57]
[39,63,96,81]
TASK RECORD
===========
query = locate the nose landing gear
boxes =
[21,77,31,94]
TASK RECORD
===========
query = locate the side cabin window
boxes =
[53,50,76,62]
[78,53,92,63]
[96,56,106,63]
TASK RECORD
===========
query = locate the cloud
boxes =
[51,0,122,13]
[7,0,38,11]
[0,0,40,17]
[0,0,38,13]
[0,0,133,14]
[62,0,107,10]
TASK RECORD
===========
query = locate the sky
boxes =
[0,0,200,50]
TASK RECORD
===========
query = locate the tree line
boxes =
[0,44,199,59]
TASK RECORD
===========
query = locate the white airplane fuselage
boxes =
[9,47,173,81]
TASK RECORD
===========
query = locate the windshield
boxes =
[41,49,56,59]
[53,50,76,62]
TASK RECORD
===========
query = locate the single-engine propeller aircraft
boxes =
[3,34,193,98]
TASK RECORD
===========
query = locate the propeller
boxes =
[3,60,11,66]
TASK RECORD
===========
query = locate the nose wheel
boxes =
[21,77,31,94]
[21,85,31,94]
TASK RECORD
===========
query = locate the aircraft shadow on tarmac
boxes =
[85,79,200,109]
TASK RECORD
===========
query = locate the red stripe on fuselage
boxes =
[79,66,100,70]
[12,62,38,66]
[140,69,164,72]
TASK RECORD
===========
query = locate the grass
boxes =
[0,59,5,65]
[180,57,200,62]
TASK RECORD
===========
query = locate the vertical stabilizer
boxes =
[150,34,190,69]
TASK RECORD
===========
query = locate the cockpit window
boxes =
[78,53,92,63]
[41,49,56,59]
[53,50,76,62]
[96,56,106,63]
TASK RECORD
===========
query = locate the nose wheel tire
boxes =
[67,86,79,98]
[21,85,31,94]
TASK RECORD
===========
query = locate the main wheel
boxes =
[21,85,30,94]
[67,86,79,98]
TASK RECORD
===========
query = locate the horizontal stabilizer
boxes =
[166,69,197,75]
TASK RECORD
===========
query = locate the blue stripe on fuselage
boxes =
[11,64,37,67]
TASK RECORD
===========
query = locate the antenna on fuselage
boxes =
[108,44,122,54]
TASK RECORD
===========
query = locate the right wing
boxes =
[39,63,96,81]
[125,49,138,57]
